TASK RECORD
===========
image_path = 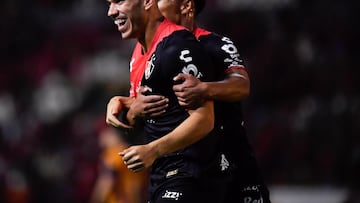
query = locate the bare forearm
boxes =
[148,101,214,157]
[205,75,250,102]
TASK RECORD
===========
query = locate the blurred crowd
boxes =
[0,0,359,202]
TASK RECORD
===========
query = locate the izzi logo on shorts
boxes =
[161,190,182,200]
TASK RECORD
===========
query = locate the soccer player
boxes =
[106,0,272,202]
[158,0,272,202]
[105,0,224,202]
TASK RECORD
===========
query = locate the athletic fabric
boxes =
[194,27,271,203]
[129,19,222,202]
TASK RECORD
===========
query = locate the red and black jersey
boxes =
[129,19,185,98]
[194,27,263,184]
[129,19,220,193]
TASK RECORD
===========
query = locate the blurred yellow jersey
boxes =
[101,146,148,203]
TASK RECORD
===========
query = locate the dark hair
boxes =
[194,0,206,15]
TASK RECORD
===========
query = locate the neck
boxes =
[182,19,195,32]
[180,11,195,32]
[138,4,164,53]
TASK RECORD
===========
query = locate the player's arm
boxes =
[148,100,214,155]
[173,69,249,107]
[186,68,250,101]
[120,100,214,171]
[173,35,250,109]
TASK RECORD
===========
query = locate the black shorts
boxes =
[148,177,227,203]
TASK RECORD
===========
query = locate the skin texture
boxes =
[107,0,144,40]
[105,0,214,172]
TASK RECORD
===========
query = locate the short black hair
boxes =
[194,0,206,15]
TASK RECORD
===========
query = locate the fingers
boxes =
[173,82,185,92]
[144,98,168,116]
[127,162,145,172]
[173,73,188,92]
[106,96,133,128]
[106,114,133,129]
[139,86,152,95]
[119,149,145,172]
[135,94,168,116]
[120,148,139,165]
[142,95,167,104]
[173,73,187,82]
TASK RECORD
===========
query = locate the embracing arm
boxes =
[148,100,213,156]
[203,68,250,101]
[173,68,250,109]
[120,100,214,172]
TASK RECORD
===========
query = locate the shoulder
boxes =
[155,29,202,59]
[195,29,246,70]
[163,30,199,48]
[157,19,197,46]
[195,28,240,56]
[198,31,235,48]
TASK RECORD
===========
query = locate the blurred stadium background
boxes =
[0,0,359,202]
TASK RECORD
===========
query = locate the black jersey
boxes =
[194,27,263,184]
[131,19,220,194]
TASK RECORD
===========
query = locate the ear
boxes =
[144,0,155,10]
[180,0,194,15]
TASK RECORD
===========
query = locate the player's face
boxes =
[106,0,144,39]
[158,0,182,25]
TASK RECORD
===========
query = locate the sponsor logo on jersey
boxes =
[242,185,260,192]
[161,190,182,200]
[166,169,178,178]
[244,197,264,203]
[179,49,203,78]
[221,37,243,67]
[242,185,263,203]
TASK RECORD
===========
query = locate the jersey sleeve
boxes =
[199,33,246,73]
[159,30,214,83]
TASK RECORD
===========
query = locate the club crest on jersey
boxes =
[129,58,135,72]
[145,54,156,80]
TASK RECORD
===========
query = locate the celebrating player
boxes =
[106,0,272,202]
[105,0,225,202]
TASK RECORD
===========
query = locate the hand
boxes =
[173,73,206,109]
[106,96,133,129]
[119,144,158,172]
[128,86,169,119]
